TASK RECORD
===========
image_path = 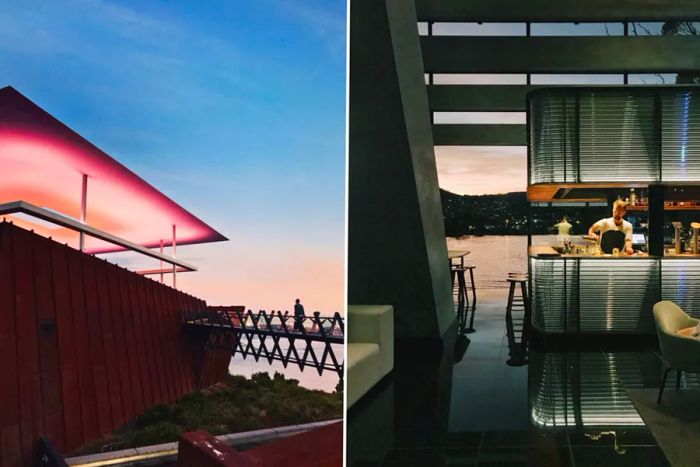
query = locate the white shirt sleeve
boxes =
[591,220,603,233]
[623,222,633,242]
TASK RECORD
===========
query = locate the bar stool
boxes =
[451,265,478,333]
[505,273,531,365]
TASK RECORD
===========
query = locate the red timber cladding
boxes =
[0,220,22,466]
[80,253,112,436]
[51,236,84,451]
[156,281,177,404]
[136,276,164,405]
[198,305,236,389]
[117,267,145,414]
[0,222,227,465]
[11,222,44,462]
[125,269,152,411]
[94,255,126,429]
[67,245,100,443]
[33,223,66,450]
[143,272,167,405]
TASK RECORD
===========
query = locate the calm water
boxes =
[447,235,553,289]
[229,341,342,393]
[229,235,554,392]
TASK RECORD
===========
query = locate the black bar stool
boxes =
[505,273,531,365]
[451,265,477,333]
[463,265,477,332]
[450,266,467,303]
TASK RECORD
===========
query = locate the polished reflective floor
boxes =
[347,290,696,466]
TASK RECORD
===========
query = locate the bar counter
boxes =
[529,246,700,334]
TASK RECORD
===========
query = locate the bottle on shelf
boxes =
[630,188,637,206]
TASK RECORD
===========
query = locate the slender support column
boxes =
[428,21,434,125]
[648,184,665,257]
[623,22,629,84]
[526,22,531,85]
[172,225,177,288]
[160,239,164,283]
[80,174,88,251]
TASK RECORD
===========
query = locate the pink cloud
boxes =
[435,146,527,195]
[173,241,344,315]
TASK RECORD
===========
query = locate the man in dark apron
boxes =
[588,199,634,255]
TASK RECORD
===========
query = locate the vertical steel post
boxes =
[623,22,629,84]
[525,24,531,246]
[428,21,434,125]
[526,22,531,85]
[160,239,164,283]
[648,184,665,257]
[172,224,177,288]
[80,174,88,251]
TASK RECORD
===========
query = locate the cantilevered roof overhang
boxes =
[0,86,227,253]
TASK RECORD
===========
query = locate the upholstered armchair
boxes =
[652,301,700,403]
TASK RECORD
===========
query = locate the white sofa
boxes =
[347,305,394,408]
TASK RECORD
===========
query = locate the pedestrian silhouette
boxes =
[294,298,305,332]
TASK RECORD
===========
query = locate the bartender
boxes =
[588,199,634,255]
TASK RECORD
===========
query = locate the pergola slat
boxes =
[432,124,526,145]
[415,0,700,22]
[429,85,546,111]
[421,36,700,74]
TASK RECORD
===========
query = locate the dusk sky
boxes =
[1,6,681,312]
[0,0,346,313]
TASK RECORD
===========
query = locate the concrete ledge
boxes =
[65,419,342,466]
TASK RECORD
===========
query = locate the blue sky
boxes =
[0,0,347,311]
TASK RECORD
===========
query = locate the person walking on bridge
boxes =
[294,298,305,332]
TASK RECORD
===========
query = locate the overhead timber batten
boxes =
[429,85,549,112]
[415,0,700,22]
[421,36,700,74]
[433,124,526,146]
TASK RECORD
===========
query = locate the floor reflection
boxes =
[529,350,661,429]
[505,282,530,367]
[347,290,680,467]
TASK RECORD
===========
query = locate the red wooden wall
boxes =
[0,222,231,466]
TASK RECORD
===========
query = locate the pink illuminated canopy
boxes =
[0,86,227,252]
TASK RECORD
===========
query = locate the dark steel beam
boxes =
[433,124,526,145]
[429,85,549,111]
[421,36,700,73]
[415,0,700,22]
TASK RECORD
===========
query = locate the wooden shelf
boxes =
[627,204,700,211]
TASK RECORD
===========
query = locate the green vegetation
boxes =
[72,372,343,456]
[661,21,699,84]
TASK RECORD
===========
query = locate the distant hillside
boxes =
[441,190,528,236]
[440,189,610,237]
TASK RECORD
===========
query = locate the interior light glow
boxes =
[0,86,227,252]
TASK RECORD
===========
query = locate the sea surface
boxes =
[447,235,553,289]
[229,236,552,392]
[229,341,342,393]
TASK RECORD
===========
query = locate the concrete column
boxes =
[348,0,454,345]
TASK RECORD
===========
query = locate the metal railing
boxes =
[183,307,344,380]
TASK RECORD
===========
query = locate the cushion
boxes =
[677,326,700,338]
[347,343,381,408]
